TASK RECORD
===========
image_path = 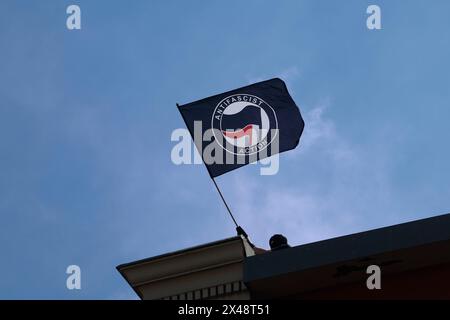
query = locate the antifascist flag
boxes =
[177,78,304,178]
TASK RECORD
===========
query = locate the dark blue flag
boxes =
[177,78,304,177]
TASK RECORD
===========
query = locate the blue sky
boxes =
[0,0,449,299]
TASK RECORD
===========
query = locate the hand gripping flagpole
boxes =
[176,103,251,243]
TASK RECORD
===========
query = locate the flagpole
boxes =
[176,103,251,242]
[211,177,238,227]
[211,177,250,240]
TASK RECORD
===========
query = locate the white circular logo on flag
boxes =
[211,94,278,155]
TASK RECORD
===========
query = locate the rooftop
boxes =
[117,212,450,299]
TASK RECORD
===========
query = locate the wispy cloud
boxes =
[226,99,397,249]
[247,66,300,84]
